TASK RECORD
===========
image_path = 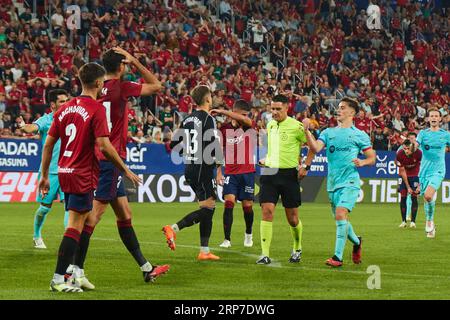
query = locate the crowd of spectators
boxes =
[0,0,448,151]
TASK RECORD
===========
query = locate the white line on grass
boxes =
[3,234,450,281]
[92,237,450,280]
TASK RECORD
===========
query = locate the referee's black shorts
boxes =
[186,177,217,202]
[259,168,301,208]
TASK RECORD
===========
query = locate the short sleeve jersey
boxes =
[171,109,224,182]
[265,117,306,169]
[48,96,110,194]
[220,120,256,175]
[396,149,422,177]
[96,79,142,160]
[417,128,450,178]
[318,126,372,192]
[34,112,60,174]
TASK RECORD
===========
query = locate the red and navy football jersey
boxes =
[95,79,142,160]
[48,96,109,193]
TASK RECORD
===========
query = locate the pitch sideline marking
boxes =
[4,233,450,280]
[92,237,450,279]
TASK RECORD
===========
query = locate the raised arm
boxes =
[210,109,252,128]
[302,118,325,153]
[113,47,162,96]
[18,116,39,134]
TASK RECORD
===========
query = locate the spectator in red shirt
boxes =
[27,77,49,116]
[57,47,73,71]
[177,87,194,119]
[393,36,406,66]
[354,110,371,134]
[240,79,253,102]
[6,82,21,116]
[187,33,201,66]
[412,40,427,62]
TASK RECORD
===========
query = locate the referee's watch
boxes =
[301,164,311,171]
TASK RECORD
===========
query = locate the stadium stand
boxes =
[0,0,448,150]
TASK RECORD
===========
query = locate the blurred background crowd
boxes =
[0,0,448,151]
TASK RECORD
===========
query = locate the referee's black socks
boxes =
[200,207,215,247]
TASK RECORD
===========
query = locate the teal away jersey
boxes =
[318,126,372,192]
[417,128,450,178]
[34,112,60,175]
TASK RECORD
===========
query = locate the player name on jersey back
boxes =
[57,105,90,122]
[171,110,223,181]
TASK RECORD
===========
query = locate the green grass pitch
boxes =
[1,202,449,300]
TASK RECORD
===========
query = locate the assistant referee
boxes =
[257,94,308,265]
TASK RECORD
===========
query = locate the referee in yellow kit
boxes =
[257,94,312,265]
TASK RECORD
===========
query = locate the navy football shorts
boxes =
[398,176,420,197]
[64,191,95,213]
[94,160,126,202]
[222,172,255,201]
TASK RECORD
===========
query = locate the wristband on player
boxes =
[301,164,311,170]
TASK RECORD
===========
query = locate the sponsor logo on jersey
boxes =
[329,145,351,153]
[424,144,440,150]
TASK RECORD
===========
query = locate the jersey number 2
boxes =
[63,123,77,157]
